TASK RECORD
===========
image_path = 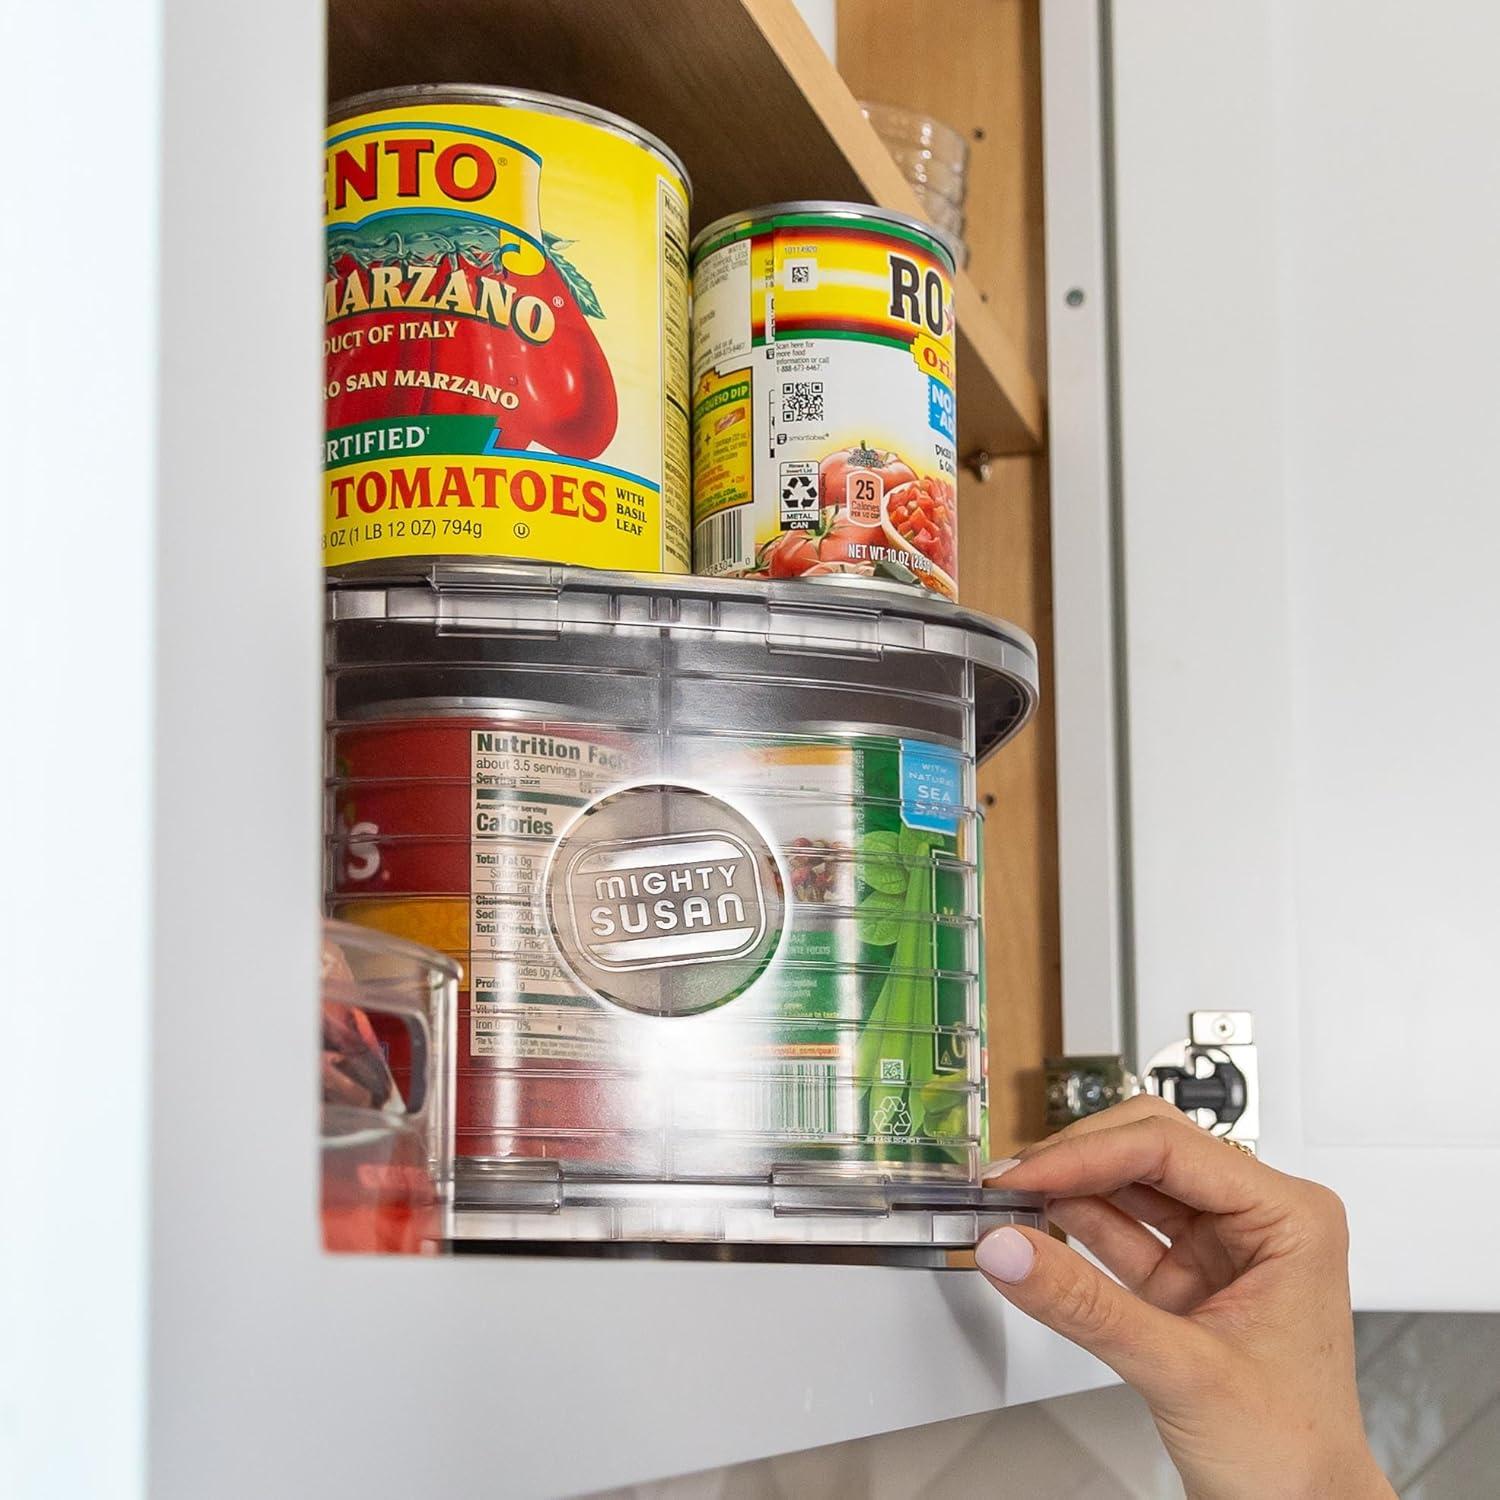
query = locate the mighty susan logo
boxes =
[546,784,784,1016]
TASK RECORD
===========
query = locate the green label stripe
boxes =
[473,987,600,1010]
[693,379,751,420]
[475,789,588,807]
[693,212,954,269]
[325,415,499,471]
[750,328,912,353]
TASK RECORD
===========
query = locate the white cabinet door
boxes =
[121,6,1115,1498]
[1105,0,1500,1310]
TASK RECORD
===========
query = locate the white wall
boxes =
[794,0,837,62]
[1110,0,1500,1308]
[1269,0,1500,1155]
[0,4,160,1497]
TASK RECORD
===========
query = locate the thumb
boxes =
[975,1226,1205,1401]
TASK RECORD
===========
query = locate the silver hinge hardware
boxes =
[1045,1010,1259,1152]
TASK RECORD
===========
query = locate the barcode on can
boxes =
[694,505,749,571]
[754,1061,836,1136]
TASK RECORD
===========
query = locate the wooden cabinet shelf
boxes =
[328,0,1060,1155]
[328,0,1044,458]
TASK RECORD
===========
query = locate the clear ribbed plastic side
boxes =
[324,566,1042,1257]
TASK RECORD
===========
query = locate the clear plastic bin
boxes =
[860,100,971,259]
[325,563,1043,1262]
[320,918,458,1253]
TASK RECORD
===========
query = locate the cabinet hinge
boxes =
[1045,1010,1259,1152]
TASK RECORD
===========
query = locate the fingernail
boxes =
[975,1227,1036,1283]
[980,1157,1021,1181]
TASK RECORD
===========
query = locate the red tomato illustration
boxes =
[761,530,822,578]
[324,238,618,458]
[819,514,885,558]
[818,443,917,509]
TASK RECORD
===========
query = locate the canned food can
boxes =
[324,86,692,574]
[668,735,978,1171]
[690,202,959,598]
[328,703,652,1166]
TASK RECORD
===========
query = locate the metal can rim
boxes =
[332,699,967,752]
[327,83,692,204]
[689,200,958,272]
[335,695,624,724]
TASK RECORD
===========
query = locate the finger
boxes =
[999,1115,1291,1217]
[975,1224,1213,1401]
[1016,1093,1185,1158]
[1046,1195,1168,1291]
[1050,1197,1226,1315]
[1108,1182,1195,1240]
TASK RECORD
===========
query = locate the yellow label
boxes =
[331,897,470,968]
[324,100,690,573]
[324,452,664,570]
[691,367,752,522]
[755,227,956,369]
[326,121,547,276]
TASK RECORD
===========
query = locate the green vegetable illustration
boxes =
[325,217,605,318]
[855,824,942,1148]
[855,828,907,894]
[856,886,905,947]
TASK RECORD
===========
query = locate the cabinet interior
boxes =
[325,0,1060,1156]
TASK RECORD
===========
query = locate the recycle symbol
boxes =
[873,1095,913,1136]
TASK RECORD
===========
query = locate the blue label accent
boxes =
[900,741,963,835]
[927,375,957,442]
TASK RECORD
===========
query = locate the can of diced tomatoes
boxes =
[326,701,651,1167]
[690,202,959,598]
[324,86,692,575]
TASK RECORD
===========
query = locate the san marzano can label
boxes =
[324,89,691,573]
[691,205,958,598]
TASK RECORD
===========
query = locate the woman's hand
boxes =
[976,1097,1394,1500]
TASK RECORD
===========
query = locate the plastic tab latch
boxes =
[765,603,883,658]
[455,1158,564,1213]
[769,1165,892,1218]
[429,588,562,639]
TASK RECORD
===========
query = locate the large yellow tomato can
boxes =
[324,86,692,574]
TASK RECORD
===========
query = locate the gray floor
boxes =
[1356,1313,1500,1497]
[592,1315,1500,1499]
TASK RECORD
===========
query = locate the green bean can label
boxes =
[670,735,978,1168]
[690,208,959,599]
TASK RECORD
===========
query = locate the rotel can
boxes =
[324,86,692,574]
[690,202,959,598]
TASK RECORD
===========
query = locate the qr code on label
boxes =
[780,380,824,423]
[878,1058,906,1083]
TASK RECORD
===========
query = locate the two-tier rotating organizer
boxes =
[324,562,1044,1264]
